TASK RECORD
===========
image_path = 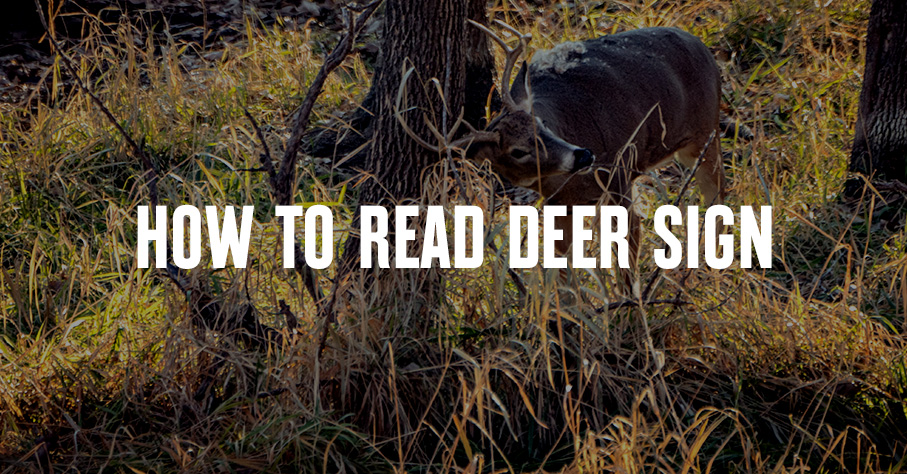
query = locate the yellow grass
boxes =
[1,0,905,472]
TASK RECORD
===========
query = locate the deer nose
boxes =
[572,148,594,171]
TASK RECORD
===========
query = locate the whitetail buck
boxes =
[399,22,726,290]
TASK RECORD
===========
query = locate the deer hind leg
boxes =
[675,135,725,206]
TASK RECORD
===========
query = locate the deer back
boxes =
[509,27,721,203]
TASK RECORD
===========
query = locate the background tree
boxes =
[320,0,497,441]
[359,0,468,201]
[304,0,497,167]
[328,0,495,276]
[848,0,907,186]
[320,0,481,334]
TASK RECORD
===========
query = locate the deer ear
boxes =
[462,132,501,159]
[509,61,530,105]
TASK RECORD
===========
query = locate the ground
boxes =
[1,0,906,472]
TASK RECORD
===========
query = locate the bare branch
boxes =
[274,1,382,206]
[598,298,691,312]
[244,108,276,181]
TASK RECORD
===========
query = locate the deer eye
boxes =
[509,148,531,160]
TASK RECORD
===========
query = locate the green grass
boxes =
[2,0,906,472]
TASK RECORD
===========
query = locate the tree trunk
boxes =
[359,0,468,202]
[849,0,907,185]
[303,0,496,164]
[464,0,501,128]
[326,0,474,289]
[323,0,472,438]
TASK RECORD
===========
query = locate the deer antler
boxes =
[467,19,531,110]
[392,21,529,153]
[394,65,499,154]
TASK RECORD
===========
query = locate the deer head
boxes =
[394,20,594,186]
[463,20,595,186]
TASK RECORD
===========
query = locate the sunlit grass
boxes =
[1,0,905,472]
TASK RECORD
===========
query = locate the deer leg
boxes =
[676,136,725,205]
[551,200,640,298]
[675,136,727,277]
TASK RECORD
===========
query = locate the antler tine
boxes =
[423,113,448,145]
[467,19,530,110]
[446,107,466,143]
[396,63,496,155]
[395,109,441,152]
[499,43,525,108]
[493,19,531,42]
[395,65,442,153]
[467,19,510,54]
[394,48,504,155]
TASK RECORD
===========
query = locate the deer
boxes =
[397,21,726,293]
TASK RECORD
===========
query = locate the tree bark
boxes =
[303,0,496,164]
[359,0,468,202]
[464,0,501,128]
[323,0,471,318]
[322,0,473,434]
[849,0,907,185]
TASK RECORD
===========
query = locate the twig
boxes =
[244,105,326,307]
[242,3,380,342]
[279,2,380,362]
[598,298,690,313]
[36,2,290,357]
[875,179,907,196]
[640,130,717,302]
[243,108,276,180]
[274,1,382,206]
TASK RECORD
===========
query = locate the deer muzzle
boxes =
[572,148,595,172]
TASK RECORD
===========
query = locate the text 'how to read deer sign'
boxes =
[136,25,770,273]
[135,205,772,270]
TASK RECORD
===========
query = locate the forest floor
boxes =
[2,0,907,472]
[0,0,363,103]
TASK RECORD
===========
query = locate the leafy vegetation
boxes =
[2,0,906,472]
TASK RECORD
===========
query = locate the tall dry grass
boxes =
[1,0,905,472]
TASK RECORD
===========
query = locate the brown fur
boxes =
[469,27,726,293]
